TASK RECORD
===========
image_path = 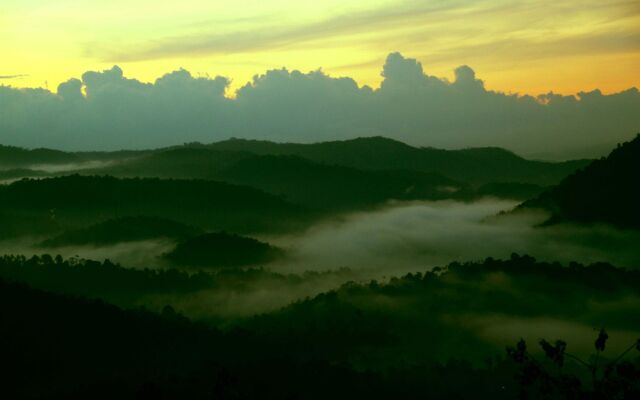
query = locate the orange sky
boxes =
[1,0,639,96]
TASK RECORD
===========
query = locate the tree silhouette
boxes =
[507,329,640,398]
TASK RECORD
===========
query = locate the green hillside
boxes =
[208,136,589,185]
[164,232,283,268]
[519,134,640,229]
[41,216,203,247]
[0,175,311,236]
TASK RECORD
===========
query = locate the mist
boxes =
[0,160,117,184]
[26,160,116,174]
[2,198,638,320]
[269,199,640,276]
[0,238,175,270]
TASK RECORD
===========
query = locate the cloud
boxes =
[0,52,639,158]
[268,200,640,276]
[0,74,28,80]
[95,0,640,67]
[422,30,640,65]
[100,1,467,62]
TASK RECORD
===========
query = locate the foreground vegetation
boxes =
[1,253,639,399]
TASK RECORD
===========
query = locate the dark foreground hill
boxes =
[0,277,520,400]
[519,134,640,229]
[243,254,640,365]
[2,254,639,399]
[0,175,311,238]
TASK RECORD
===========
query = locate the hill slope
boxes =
[0,145,80,168]
[0,175,311,236]
[2,137,587,187]
[216,154,465,209]
[83,148,469,209]
[164,232,283,268]
[208,136,589,186]
[0,276,522,399]
[519,134,640,229]
[41,216,203,247]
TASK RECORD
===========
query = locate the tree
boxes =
[507,329,640,399]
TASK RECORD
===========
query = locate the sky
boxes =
[1,0,639,96]
[1,52,639,158]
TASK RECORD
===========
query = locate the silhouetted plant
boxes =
[507,329,640,399]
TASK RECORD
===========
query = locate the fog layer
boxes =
[2,200,638,321]
[271,200,640,275]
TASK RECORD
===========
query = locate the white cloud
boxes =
[0,52,638,158]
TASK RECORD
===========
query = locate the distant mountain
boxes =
[90,147,253,179]
[81,138,584,207]
[1,138,590,212]
[0,175,311,236]
[208,136,589,186]
[0,145,80,168]
[163,232,283,268]
[41,216,203,247]
[81,148,468,210]
[1,136,587,187]
[519,134,640,229]
[215,154,465,209]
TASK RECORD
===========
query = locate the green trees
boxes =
[520,134,640,229]
[163,231,283,268]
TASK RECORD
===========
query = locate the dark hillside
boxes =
[41,216,203,247]
[0,175,311,235]
[0,145,80,167]
[209,136,589,185]
[519,134,640,229]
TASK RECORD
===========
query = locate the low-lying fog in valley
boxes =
[8,199,638,272]
[269,199,640,275]
[0,160,116,185]
[2,199,639,328]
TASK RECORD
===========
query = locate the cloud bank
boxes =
[0,74,28,80]
[270,200,640,276]
[1,53,638,158]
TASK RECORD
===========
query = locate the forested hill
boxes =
[242,254,640,365]
[0,145,80,167]
[0,276,518,400]
[0,175,310,237]
[207,136,590,185]
[40,216,203,247]
[6,254,639,399]
[214,154,464,209]
[79,149,468,209]
[1,137,589,186]
[519,134,640,229]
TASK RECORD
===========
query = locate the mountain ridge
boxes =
[518,134,640,229]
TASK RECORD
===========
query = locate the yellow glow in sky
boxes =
[1,0,639,95]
